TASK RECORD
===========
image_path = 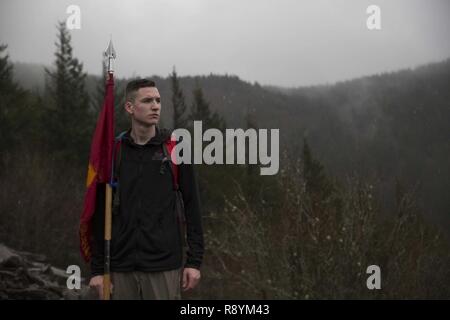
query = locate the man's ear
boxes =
[125,101,133,115]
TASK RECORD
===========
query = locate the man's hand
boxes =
[182,267,201,291]
[89,275,113,299]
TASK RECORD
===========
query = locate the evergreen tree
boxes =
[170,66,188,129]
[189,82,225,130]
[44,22,92,163]
[303,138,333,197]
[190,86,210,125]
[0,45,42,151]
[187,82,227,217]
[245,109,258,175]
[0,44,19,153]
[242,109,260,202]
[0,44,17,92]
[93,59,108,114]
[302,138,342,215]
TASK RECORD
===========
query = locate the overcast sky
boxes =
[0,0,449,87]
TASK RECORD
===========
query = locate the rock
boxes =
[0,243,76,300]
[0,244,23,268]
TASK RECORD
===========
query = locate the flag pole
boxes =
[103,39,116,300]
[103,184,113,300]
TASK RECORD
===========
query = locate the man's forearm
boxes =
[179,163,204,269]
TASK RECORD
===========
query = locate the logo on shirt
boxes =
[152,150,164,161]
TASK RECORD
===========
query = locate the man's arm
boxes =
[178,163,204,270]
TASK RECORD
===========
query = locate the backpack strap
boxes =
[162,134,179,191]
[110,130,127,188]
[162,135,187,250]
[110,131,127,214]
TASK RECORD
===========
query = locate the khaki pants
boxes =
[110,269,182,300]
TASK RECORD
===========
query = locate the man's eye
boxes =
[142,98,160,103]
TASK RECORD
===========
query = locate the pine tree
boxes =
[188,82,227,217]
[0,44,43,155]
[0,44,36,151]
[190,85,210,124]
[243,109,260,203]
[189,82,225,130]
[44,22,92,163]
[93,59,108,114]
[245,109,258,175]
[302,138,341,215]
[0,44,17,92]
[303,138,334,196]
[170,66,188,129]
[0,44,19,153]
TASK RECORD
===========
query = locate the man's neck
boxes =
[130,123,156,145]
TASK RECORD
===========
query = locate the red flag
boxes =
[79,73,115,262]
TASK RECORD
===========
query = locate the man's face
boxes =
[126,87,161,126]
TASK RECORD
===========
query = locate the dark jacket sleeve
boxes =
[90,183,106,277]
[178,163,204,270]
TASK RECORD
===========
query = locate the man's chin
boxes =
[135,119,159,127]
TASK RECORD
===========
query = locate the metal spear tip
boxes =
[104,39,116,59]
[104,38,116,74]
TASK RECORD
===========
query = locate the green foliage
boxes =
[0,43,20,152]
[0,44,42,155]
[0,44,16,91]
[189,83,226,131]
[198,146,450,299]
[170,67,188,129]
[44,22,92,164]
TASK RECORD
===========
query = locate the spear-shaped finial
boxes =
[104,38,116,74]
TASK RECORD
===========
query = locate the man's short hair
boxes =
[125,78,156,102]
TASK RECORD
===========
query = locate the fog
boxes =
[1,0,449,86]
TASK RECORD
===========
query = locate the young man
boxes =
[88,79,204,299]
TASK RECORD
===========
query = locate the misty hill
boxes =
[12,58,450,229]
[12,62,46,93]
